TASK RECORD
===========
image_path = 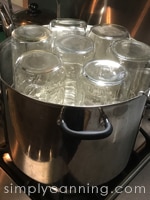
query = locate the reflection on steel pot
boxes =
[0,38,149,186]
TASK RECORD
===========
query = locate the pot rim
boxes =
[1,77,149,109]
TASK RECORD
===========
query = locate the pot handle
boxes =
[57,107,113,140]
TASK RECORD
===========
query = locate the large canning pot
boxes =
[0,38,149,186]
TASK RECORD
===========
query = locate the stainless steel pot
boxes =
[0,38,149,186]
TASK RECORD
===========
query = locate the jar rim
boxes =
[55,35,94,55]
[12,25,51,42]
[50,18,87,28]
[89,24,129,40]
[111,39,150,61]
[83,59,127,86]
[16,50,62,74]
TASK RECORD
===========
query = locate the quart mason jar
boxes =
[49,18,87,49]
[109,38,150,99]
[11,25,52,72]
[54,34,95,106]
[88,24,130,59]
[49,18,87,36]
[14,50,65,104]
[80,59,127,105]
